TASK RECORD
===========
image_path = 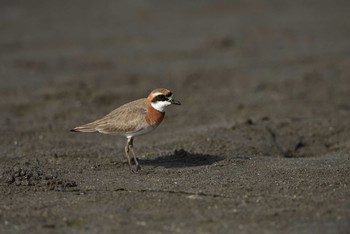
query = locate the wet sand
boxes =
[1,1,350,233]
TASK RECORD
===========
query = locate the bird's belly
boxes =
[125,125,157,138]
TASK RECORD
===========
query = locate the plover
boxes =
[71,88,181,172]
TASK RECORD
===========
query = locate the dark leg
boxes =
[128,138,141,172]
[124,138,133,172]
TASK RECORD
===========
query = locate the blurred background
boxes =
[1,0,350,157]
[2,0,349,129]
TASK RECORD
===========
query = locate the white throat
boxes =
[151,101,171,112]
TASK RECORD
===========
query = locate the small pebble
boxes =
[45,175,53,180]
[14,180,21,186]
[6,176,15,184]
[20,169,26,177]
[21,180,30,186]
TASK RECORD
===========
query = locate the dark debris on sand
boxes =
[1,161,78,192]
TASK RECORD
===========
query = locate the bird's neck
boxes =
[146,104,165,125]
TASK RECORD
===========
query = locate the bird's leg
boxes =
[124,138,133,172]
[128,138,141,172]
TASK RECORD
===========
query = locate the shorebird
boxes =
[71,88,181,172]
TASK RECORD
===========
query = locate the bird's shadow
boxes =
[140,149,224,169]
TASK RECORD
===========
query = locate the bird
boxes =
[71,88,181,172]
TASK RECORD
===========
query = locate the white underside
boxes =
[125,125,157,139]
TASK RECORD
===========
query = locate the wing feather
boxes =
[72,99,147,134]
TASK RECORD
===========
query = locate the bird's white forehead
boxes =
[153,92,171,96]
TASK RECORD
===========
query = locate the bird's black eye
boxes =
[152,95,168,102]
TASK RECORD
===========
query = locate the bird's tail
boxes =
[71,123,98,133]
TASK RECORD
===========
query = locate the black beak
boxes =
[170,98,181,105]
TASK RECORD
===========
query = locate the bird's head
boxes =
[147,88,181,112]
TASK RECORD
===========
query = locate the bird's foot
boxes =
[130,164,141,173]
